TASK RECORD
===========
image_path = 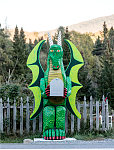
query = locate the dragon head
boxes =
[49,44,63,70]
[48,32,63,70]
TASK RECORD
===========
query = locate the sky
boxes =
[0,0,114,32]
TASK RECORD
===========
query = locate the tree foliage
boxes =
[0,23,113,109]
[92,22,114,108]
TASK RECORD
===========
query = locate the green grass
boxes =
[72,129,114,141]
[0,128,114,143]
[0,132,41,143]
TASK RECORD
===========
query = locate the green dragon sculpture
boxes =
[27,32,84,140]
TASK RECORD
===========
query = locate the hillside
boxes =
[8,14,114,43]
[68,14,114,33]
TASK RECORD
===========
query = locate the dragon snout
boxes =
[53,65,60,70]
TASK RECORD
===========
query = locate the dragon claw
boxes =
[43,129,65,140]
[45,85,50,96]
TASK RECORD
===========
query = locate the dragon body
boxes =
[27,32,84,140]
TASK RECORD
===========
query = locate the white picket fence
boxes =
[0,95,112,135]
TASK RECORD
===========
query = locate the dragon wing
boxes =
[65,40,84,119]
[27,40,45,120]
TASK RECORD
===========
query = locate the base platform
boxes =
[34,138,77,144]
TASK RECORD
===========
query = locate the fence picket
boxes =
[0,98,3,133]
[71,114,74,134]
[33,101,36,133]
[0,95,111,135]
[26,97,30,133]
[83,96,87,123]
[77,101,80,132]
[106,100,109,130]
[96,101,99,130]
[102,95,105,131]
[13,99,16,134]
[20,97,23,135]
[7,98,10,134]
[90,96,93,130]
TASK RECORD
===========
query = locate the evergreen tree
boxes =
[99,26,114,108]
[99,53,114,108]
[13,26,27,81]
[92,36,104,55]
[91,56,102,98]
[28,38,34,51]
[69,31,94,99]
[34,39,38,46]
[77,66,93,99]
[63,26,70,69]
[92,22,109,56]
[19,27,27,61]
[19,27,26,50]
[103,21,108,50]
[13,25,20,62]
[0,24,14,83]
[108,27,114,50]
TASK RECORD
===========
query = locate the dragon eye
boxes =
[50,50,54,52]
[57,50,60,52]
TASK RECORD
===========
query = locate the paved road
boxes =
[1,139,114,149]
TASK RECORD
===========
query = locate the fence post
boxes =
[0,98,3,133]
[106,100,109,130]
[39,112,42,133]
[90,96,93,131]
[65,109,68,134]
[96,101,99,130]
[20,97,23,135]
[102,95,105,131]
[83,96,87,123]
[13,98,16,134]
[77,101,80,132]
[71,114,74,134]
[33,101,36,133]
[26,97,30,133]
[7,97,10,134]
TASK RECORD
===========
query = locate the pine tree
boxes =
[0,24,14,83]
[69,30,94,98]
[19,27,26,50]
[92,22,109,56]
[77,66,93,100]
[34,39,38,47]
[108,27,114,50]
[99,26,114,109]
[28,38,34,51]
[103,21,108,50]
[13,25,20,62]
[19,27,26,61]
[13,26,27,80]
[63,26,70,69]
[92,36,104,55]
